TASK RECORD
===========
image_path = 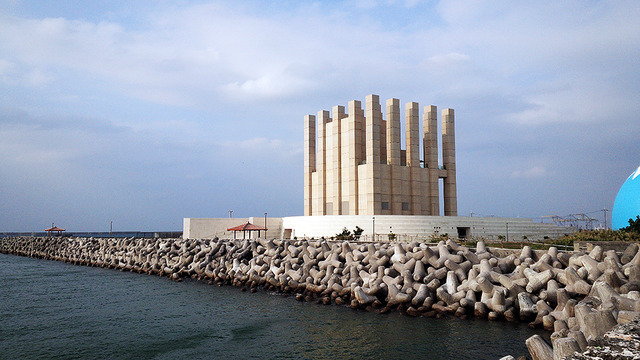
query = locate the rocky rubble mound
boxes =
[566,316,640,360]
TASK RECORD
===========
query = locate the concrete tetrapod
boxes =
[526,334,553,360]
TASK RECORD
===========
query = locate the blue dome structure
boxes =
[613,165,640,230]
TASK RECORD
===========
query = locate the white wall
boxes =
[183,217,283,239]
[184,215,575,241]
[281,215,575,241]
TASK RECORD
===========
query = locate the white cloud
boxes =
[353,0,423,9]
[427,52,469,64]
[24,68,56,87]
[220,137,301,159]
[510,166,548,179]
[503,75,638,126]
[0,58,13,75]
[222,71,315,100]
[1,1,637,115]
[0,2,414,109]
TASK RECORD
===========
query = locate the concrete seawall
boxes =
[2,236,639,360]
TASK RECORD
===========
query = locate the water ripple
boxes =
[0,253,546,360]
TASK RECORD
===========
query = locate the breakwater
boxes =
[0,231,182,239]
[1,237,639,360]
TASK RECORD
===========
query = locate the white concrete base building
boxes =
[183,215,575,242]
[281,215,574,241]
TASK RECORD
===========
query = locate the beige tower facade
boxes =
[304,95,457,216]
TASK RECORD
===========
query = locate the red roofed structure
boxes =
[45,224,66,236]
[227,222,267,239]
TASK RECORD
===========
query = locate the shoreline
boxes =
[1,236,639,359]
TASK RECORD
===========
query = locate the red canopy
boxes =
[45,226,66,232]
[45,225,65,237]
[227,222,267,239]
[227,222,266,231]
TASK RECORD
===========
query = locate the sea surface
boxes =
[0,253,547,359]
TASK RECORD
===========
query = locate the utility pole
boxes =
[372,217,376,242]
[264,212,267,239]
[110,221,113,234]
[602,208,608,229]
[228,210,233,218]
[506,222,509,242]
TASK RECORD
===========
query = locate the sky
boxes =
[0,0,638,232]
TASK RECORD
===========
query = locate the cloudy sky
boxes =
[1,0,638,232]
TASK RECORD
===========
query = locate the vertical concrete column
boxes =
[366,95,381,165]
[316,110,329,215]
[342,101,362,215]
[405,102,420,167]
[386,99,401,166]
[304,114,316,216]
[354,103,366,214]
[354,103,365,165]
[359,108,366,168]
[424,105,439,216]
[379,118,387,165]
[442,108,458,216]
[406,102,420,214]
[331,105,345,215]
[387,98,401,214]
[419,167,430,215]
[366,94,382,214]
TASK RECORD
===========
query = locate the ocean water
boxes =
[0,253,547,359]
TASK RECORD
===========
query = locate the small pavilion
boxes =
[227,222,267,239]
[45,225,66,236]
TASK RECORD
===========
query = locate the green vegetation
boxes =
[551,228,640,246]
[463,239,477,248]
[467,217,640,251]
[353,226,364,240]
[426,233,449,243]
[622,215,640,233]
[334,226,364,240]
[335,228,351,240]
[328,216,640,248]
[541,217,640,249]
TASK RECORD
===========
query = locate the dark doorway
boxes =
[457,227,470,239]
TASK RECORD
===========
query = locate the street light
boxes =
[506,222,509,243]
[372,216,376,241]
[264,212,268,239]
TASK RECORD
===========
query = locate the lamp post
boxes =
[506,222,509,243]
[229,210,233,218]
[264,212,267,239]
[372,216,376,242]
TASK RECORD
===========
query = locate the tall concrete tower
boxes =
[304,94,457,217]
